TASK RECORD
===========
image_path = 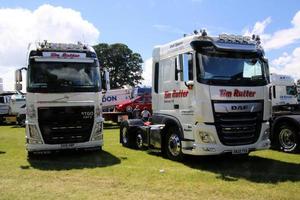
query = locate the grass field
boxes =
[0,125,300,200]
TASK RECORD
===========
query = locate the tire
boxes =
[164,127,184,161]
[275,123,300,153]
[120,122,133,148]
[17,115,26,127]
[27,151,36,159]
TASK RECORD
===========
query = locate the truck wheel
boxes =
[164,127,184,161]
[276,124,299,153]
[17,115,26,127]
[135,130,144,150]
[120,122,134,148]
[121,125,130,147]
[27,151,36,159]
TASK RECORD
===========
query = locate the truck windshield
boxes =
[197,52,268,86]
[286,86,297,95]
[28,61,100,93]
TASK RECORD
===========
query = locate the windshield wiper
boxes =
[209,75,231,80]
[251,75,263,80]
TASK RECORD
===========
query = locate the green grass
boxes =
[0,125,300,200]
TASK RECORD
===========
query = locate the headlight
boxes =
[28,125,40,139]
[91,122,103,141]
[199,132,216,144]
[262,128,270,140]
[95,105,102,117]
[27,125,43,144]
[26,104,36,119]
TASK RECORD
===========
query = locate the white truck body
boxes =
[17,41,104,153]
[0,78,3,93]
[9,93,26,115]
[270,74,298,106]
[102,87,132,110]
[0,94,10,116]
[151,33,271,156]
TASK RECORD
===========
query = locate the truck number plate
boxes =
[61,143,75,149]
[232,148,248,154]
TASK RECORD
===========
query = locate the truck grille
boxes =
[38,106,94,144]
[213,101,263,146]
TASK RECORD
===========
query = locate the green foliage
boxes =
[93,43,143,89]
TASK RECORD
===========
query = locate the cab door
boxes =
[174,52,195,135]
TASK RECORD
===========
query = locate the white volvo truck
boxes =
[120,32,271,160]
[15,41,105,156]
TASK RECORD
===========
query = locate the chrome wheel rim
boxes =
[136,133,143,149]
[168,134,181,156]
[279,128,297,150]
[122,127,128,144]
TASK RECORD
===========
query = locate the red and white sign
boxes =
[42,52,86,59]
[164,90,189,99]
[219,89,256,97]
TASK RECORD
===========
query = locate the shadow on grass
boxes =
[182,154,300,184]
[11,125,25,128]
[25,150,120,171]
[0,151,6,155]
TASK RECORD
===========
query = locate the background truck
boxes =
[15,41,107,156]
[0,92,11,123]
[102,87,132,111]
[269,74,300,153]
[120,31,271,161]
[270,73,298,109]
[0,91,25,125]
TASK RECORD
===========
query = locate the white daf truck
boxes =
[15,41,106,156]
[120,32,271,160]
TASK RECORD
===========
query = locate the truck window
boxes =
[175,57,178,81]
[286,86,297,95]
[154,62,159,93]
[163,59,173,82]
[243,59,262,78]
[0,96,4,103]
[180,53,193,81]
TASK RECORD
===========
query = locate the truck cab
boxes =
[0,93,11,123]
[270,74,298,108]
[120,32,271,160]
[16,41,105,155]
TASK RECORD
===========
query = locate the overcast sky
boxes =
[1,0,300,90]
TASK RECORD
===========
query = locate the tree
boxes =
[93,43,143,89]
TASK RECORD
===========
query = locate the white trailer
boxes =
[120,32,271,160]
[102,87,132,111]
[15,41,107,156]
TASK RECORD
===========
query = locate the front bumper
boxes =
[26,139,103,152]
[181,122,270,156]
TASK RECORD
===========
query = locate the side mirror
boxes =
[15,83,22,91]
[15,70,22,82]
[101,69,110,91]
[185,80,194,90]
